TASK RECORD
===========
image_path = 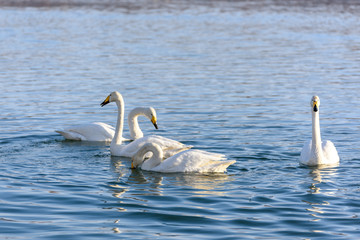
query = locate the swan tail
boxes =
[200,160,236,173]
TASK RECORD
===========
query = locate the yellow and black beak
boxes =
[151,116,158,129]
[131,161,135,169]
[100,95,110,107]
[313,101,319,112]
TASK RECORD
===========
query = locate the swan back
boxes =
[151,149,235,173]
[112,135,192,158]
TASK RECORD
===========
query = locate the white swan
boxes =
[55,107,158,142]
[131,142,235,173]
[101,91,192,158]
[300,96,340,166]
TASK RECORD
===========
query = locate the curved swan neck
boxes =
[311,110,324,161]
[128,107,146,140]
[111,97,125,147]
[137,143,164,170]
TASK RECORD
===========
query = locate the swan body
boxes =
[101,91,192,158]
[131,143,235,173]
[300,96,340,166]
[56,107,157,142]
[56,122,115,142]
[110,135,191,158]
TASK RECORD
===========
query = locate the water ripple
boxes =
[1,1,360,239]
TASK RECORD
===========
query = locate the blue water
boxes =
[1,1,360,239]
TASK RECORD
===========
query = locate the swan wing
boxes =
[299,140,312,165]
[147,135,192,149]
[144,135,192,158]
[151,149,235,173]
[56,122,114,141]
[114,135,192,158]
[322,140,340,165]
[162,146,193,159]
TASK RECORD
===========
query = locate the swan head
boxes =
[130,157,141,169]
[147,107,158,129]
[131,143,162,169]
[100,91,123,107]
[311,95,320,113]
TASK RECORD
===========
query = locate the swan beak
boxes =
[131,162,135,169]
[100,95,110,107]
[151,116,158,129]
[313,101,319,112]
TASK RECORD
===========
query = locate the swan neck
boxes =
[112,99,124,146]
[141,144,164,170]
[311,111,324,162]
[312,111,322,147]
[152,145,164,165]
[128,109,143,140]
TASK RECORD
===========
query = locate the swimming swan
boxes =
[300,96,340,166]
[55,107,158,142]
[131,142,235,173]
[101,91,192,158]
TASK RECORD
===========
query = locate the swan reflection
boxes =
[110,155,234,198]
[303,166,339,223]
[110,156,129,177]
[307,166,338,195]
[126,169,233,197]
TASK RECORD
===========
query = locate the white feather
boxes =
[299,96,340,166]
[133,143,235,173]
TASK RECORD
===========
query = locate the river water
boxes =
[1,1,360,239]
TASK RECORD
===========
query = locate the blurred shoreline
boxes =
[1,0,360,12]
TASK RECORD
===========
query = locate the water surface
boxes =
[1,1,360,239]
